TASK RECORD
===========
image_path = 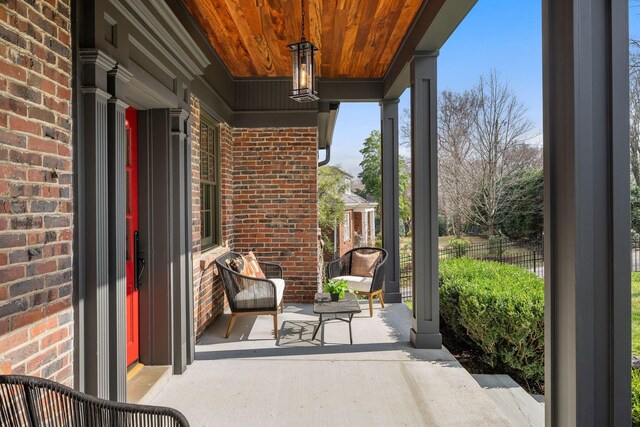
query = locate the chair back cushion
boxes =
[225,253,265,279]
[246,251,266,279]
[351,251,380,277]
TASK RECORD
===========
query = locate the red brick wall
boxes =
[190,97,234,340]
[191,124,320,329]
[0,0,73,385]
[232,128,319,303]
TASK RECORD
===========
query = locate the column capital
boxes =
[412,50,439,59]
[108,64,133,84]
[380,99,400,106]
[79,49,117,70]
[170,108,190,133]
[79,49,116,92]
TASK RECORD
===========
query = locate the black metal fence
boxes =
[400,238,640,302]
[400,239,544,302]
[399,252,413,302]
[440,239,544,275]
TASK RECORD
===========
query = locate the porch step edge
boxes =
[472,374,544,427]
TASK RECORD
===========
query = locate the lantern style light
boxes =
[288,0,319,102]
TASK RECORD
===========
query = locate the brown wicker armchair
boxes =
[215,251,285,339]
[327,247,388,317]
[0,374,189,426]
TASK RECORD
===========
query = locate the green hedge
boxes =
[440,258,544,387]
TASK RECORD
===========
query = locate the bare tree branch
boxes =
[467,70,537,235]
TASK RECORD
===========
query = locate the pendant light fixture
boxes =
[288,0,319,102]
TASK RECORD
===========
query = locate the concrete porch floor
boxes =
[147,301,513,426]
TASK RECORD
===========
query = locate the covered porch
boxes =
[145,301,522,426]
[0,0,625,424]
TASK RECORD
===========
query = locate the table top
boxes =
[313,292,361,314]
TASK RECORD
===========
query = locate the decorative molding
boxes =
[107,64,134,84]
[148,0,210,70]
[109,0,202,79]
[107,98,129,109]
[118,0,203,76]
[80,87,112,100]
[128,35,178,81]
[79,49,118,71]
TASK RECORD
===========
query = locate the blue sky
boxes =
[329,0,640,176]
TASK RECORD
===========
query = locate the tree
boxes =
[438,90,479,236]
[469,71,537,235]
[400,107,411,146]
[357,130,412,233]
[496,168,543,240]
[318,166,348,253]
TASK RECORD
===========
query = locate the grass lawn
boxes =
[633,272,640,355]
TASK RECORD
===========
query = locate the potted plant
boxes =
[323,278,350,301]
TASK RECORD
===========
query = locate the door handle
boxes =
[134,231,145,291]
[136,257,145,290]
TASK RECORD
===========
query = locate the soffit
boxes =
[181,0,424,78]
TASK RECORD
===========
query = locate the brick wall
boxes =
[232,128,319,303]
[191,123,320,332]
[190,97,234,339]
[0,0,73,385]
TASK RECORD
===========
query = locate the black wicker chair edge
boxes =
[0,374,190,426]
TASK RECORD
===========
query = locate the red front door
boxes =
[125,107,140,367]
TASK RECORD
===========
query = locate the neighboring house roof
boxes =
[322,165,353,178]
[343,191,377,209]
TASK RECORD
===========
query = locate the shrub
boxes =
[633,370,640,426]
[440,258,544,387]
[445,238,470,258]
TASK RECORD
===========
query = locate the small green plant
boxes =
[445,238,470,258]
[323,278,350,299]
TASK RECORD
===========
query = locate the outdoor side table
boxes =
[312,292,361,345]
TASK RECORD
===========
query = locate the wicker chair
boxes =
[215,252,285,339]
[327,247,388,317]
[0,374,189,426]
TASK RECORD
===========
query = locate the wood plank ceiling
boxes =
[182,0,424,78]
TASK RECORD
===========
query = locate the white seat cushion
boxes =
[235,278,285,310]
[270,278,285,305]
[333,275,372,293]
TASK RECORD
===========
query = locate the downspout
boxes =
[318,144,331,166]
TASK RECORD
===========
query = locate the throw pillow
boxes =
[351,251,380,277]
[225,257,243,273]
[238,255,255,277]
[246,251,266,279]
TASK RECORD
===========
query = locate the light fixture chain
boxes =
[301,0,305,40]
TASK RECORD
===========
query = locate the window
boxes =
[200,113,221,249]
[344,213,351,242]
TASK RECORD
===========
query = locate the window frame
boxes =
[344,213,351,242]
[199,112,221,251]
